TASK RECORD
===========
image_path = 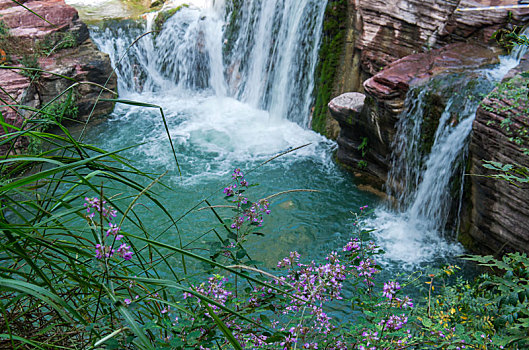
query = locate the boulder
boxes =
[0,0,116,155]
[0,0,86,40]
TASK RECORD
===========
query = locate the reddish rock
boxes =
[364,43,501,100]
[460,55,529,254]
[0,0,115,154]
[39,40,117,121]
[351,0,527,76]
[0,70,32,129]
[331,43,500,185]
[0,0,79,39]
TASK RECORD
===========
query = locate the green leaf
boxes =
[203,303,243,350]
[0,278,85,325]
[422,318,433,328]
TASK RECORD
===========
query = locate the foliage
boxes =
[2,138,528,349]
[492,26,528,53]
[2,4,529,349]
[0,20,9,38]
[18,54,41,80]
[36,31,78,56]
[482,73,529,154]
[26,89,79,154]
[482,161,529,185]
[311,0,347,136]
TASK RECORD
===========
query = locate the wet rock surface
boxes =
[331,43,500,186]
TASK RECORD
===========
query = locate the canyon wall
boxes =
[325,0,529,253]
[317,0,528,139]
[460,58,529,254]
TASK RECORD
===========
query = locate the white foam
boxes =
[365,209,464,269]
[106,92,334,185]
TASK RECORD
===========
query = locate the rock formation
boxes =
[351,0,527,77]
[330,43,500,186]
[460,55,529,254]
[317,0,528,138]
[327,0,529,253]
[0,0,116,154]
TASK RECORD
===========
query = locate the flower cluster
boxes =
[84,197,117,220]
[117,243,133,260]
[343,238,361,252]
[230,198,270,229]
[95,244,114,259]
[85,197,132,262]
[380,314,408,331]
[277,251,301,268]
[224,169,271,233]
[382,281,401,300]
[184,275,232,313]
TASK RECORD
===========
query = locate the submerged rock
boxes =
[0,0,116,154]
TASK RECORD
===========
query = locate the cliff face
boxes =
[0,0,116,154]
[350,0,527,76]
[326,0,529,253]
[460,57,529,254]
[315,0,527,138]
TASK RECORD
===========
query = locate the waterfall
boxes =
[91,0,327,126]
[369,40,529,267]
[87,0,333,183]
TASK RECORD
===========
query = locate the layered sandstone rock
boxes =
[352,0,528,76]
[328,1,529,253]
[0,0,116,153]
[460,56,529,254]
[319,0,527,140]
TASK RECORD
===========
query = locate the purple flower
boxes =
[343,239,360,252]
[106,223,120,237]
[232,168,244,179]
[84,197,117,220]
[380,314,408,331]
[124,298,132,305]
[223,185,236,197]
[117,243,133,260]
[382,281,401,300]
[95,244,114,259]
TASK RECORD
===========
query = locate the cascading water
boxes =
[82,0,381,267]
[79,0,526,270]
[92,0,326,125]
[369,42,529,268]
[89,0,331,181]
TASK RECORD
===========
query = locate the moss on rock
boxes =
[311,0,347,136]
[153,4,189,34]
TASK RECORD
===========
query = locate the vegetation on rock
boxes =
[312,0,347,136]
